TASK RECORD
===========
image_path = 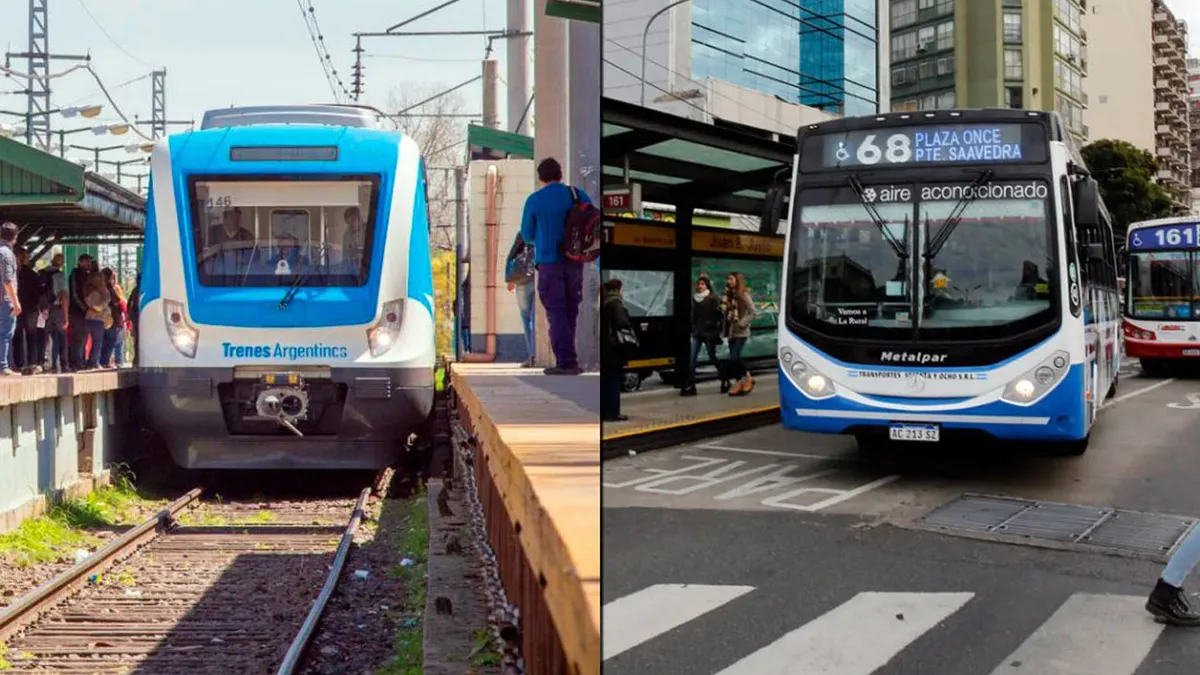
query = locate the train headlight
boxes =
[163,299,198,358]
[367,299,405,357]
[1002,350,1070,405]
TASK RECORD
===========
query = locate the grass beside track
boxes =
[0,471,161,567]
[378,489,429,675]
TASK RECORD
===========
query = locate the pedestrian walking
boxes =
[519,157,593,375]
[681,275,727,396]
[722,272,756,396]
[1147,528,1200,624]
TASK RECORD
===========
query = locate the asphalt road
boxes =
[602,363,1200,675]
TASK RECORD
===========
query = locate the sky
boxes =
[0,0,521,176]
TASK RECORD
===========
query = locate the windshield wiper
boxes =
[278,242,330,310]
[847,174,907,260]
[924,169,995,260]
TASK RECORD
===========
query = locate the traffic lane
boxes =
[603,374,1200,522]
[602,507,1195,675]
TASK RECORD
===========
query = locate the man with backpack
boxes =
[519,157,598,375]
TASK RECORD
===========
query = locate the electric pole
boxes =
[351,36,364,101]
[7,0,89,151]
[151,69,166,138]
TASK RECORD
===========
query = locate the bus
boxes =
[778,109,1120,455]
[1123,216,1200,376]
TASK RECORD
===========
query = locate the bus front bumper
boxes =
[779,365,1088,442]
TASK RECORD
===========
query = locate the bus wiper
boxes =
[278,242,330,310]
[847,174,907,260]
[924,169,995,260]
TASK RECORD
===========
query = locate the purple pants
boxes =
[536,261,583,369]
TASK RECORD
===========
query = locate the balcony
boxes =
[1156,56,1170,68]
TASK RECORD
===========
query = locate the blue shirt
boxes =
[520,182,592,265]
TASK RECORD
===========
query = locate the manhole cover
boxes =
[919,494,1198,559]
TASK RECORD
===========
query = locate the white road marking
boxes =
[714,591,974,674]
[987,594,1164,675]
[1100,378,1176,410]
[759,474,901,512]
[698,443,853,462]
[602,584,755,661]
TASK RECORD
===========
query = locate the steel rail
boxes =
[275,485,373,675]
[0,486,203,642]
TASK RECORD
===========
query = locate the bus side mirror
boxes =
[1085,242,1105,261]
[759,187,787,234]
[1074,178,1100,229]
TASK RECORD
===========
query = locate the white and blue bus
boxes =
[778,109,1120,455]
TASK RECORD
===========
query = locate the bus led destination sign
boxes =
[803,122,1047,171]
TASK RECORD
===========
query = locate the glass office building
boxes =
[690,0,880,116]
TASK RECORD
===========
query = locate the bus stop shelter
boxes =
[601,97,794,388]
[0,134,145,262]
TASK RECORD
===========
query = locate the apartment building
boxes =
[603,0,889,135]
[1190,57,1199,211]
[1085,0,1191,209]
[889,0,1089,144]
[1151,1,1191,206]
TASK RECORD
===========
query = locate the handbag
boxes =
[505,239,535,285]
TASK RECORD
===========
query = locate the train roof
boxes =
[199,104,392,130]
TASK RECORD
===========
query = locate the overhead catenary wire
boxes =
[75,0,163,69]
[296,0,352,102]
[0,62,88,82]
[82,64,153,141]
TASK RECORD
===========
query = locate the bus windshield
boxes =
[1127,250,1199,319]
[789,181,1056,340]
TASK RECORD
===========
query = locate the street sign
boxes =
[603,183,641,215]
[545,0,600,23]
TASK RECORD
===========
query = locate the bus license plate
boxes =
[889,424,939,442]
[1184,349,1200,356]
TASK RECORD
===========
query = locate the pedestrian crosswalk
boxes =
[602,583,1170,675]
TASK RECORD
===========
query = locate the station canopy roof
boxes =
[601,97,794,216]
[0,134,146,249]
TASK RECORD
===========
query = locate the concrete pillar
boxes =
[532,4,568,369]
[570,18,601,372]
[507,0,531,135]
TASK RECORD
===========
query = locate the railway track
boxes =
[0,479,382,674]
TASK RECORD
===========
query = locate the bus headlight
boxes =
[163,299,198,358]
[780,347,835,399]
[1002,350,1070,405]
[367,299,405,357]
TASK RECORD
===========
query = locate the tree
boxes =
[386,85,471,358]
[1080,139,1175,238]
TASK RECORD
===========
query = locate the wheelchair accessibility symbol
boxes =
[1132,233,1143,247]
[835,142,850,162]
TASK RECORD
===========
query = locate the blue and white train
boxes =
[778,109,1120,455]
[137,105,435,469]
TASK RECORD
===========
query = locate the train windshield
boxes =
[1127,250,1200,319]
[190,178,377,288]
[789,181,1057,341]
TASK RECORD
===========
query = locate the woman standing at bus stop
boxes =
[722,272,756,396]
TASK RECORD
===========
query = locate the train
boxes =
[137,104,436,469]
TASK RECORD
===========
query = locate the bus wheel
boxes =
[854,432,891,455]
[1141,358,1166,377]
[1107,375,1118,400]
[1052,435,1090,457]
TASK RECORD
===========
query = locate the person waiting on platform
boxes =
[601,278,636,423]
[681,275,727,397]
[80,267,110,371]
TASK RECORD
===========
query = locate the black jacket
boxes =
[601,291,634,368]
[691,293,722,342]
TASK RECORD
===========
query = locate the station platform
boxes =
[602,370,781,457]
[449,363,599,675]
[0,368,139,533]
